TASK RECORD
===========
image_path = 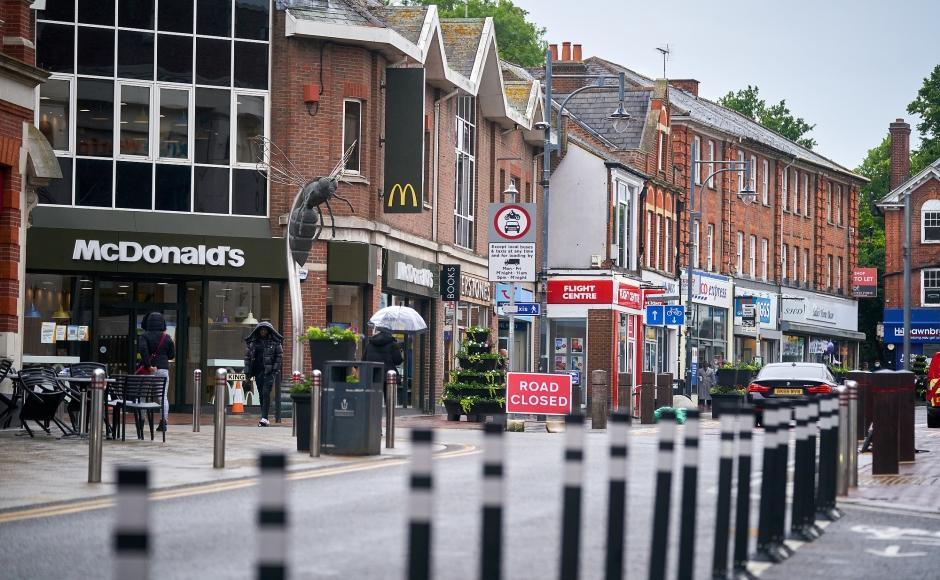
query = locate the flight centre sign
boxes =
[383,68,426,214]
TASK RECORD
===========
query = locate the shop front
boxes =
[732,284,780,365]
[326,241,377,334]
[382,249,439,411]
[495,282,534,372]
[681,270,733,373]
[882,308,940,369]
[25,222,286,412]
[780,288,863,368]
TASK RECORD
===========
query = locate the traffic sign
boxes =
[506,372,572,415]
[664,305,686,326]
[741,303,758,333]
[497,302,540,315]
[488,242,535,282]
[646,305,665,326]
[489,203,536,243]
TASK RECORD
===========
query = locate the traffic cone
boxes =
[232,380,245,414]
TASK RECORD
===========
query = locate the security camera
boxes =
[534,121,550,130]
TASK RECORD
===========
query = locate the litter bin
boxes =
[321,361,384,455]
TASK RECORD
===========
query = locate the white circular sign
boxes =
[493,204,532,241]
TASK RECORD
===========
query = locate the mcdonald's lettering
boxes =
[387,183,419,209]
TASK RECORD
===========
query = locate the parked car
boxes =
[927,353,940,428]
[746,362,841,425]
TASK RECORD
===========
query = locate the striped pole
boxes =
[676,409,700,580]
[711,408,737,579]
[803,399,823,538]
[408,428,434,580]
[756,402,784,562]
[789,399,811,540]
[648,410,676,580]
[560,414,585,580]
[114,466,150,580]
[605,412,630,580]
[774,401,794,558]
[480,422,504,580]
[257,453,288,580]
[733,406,756,578]
[818,394,843,521]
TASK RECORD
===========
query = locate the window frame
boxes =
[922,200,940,243]
[826,182,833,223]
[803,173,811,218]
[340,97,362,175]
[826,254,832,289]
[693,136,702,185]
[692,220,700,270]
[664,216,672,272]
[36,75,75,155]
[737,151,745,192]
[646,210,653,268]
[781,244,787,282]
[155,84,193,163]
[656,214,663,270]
[761,159,769,205]
[749,234,756,278]
[792,169,799,214]
[792,245,798,282]
[613,181,632,268]
[736,230,743,274]
[116,81,154,161]
[761,237,768,281]
[923,269,940,306]
[781,166,788,211]
[453,95,476,250]
[657,132,665,172]
[707,140,716,188]
[802,249,809,285]
[706,223,714,272]
[836,256,843,292]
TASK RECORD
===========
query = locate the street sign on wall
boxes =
[506,372,572,415]
[852,267,877,297]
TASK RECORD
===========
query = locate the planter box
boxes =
[466,344,490,356]
[716,369,756,389]
[711,393,744,419]
[443,399,505,422]
[309,340,357,375]
[290,393,311,452]
[458,356,499,372]
[465,329,491,343]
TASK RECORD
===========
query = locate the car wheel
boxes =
[928,408,940,428]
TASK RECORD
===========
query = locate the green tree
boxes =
[908,64,940,170]
[718,85,817,149]
[398,0,546,67]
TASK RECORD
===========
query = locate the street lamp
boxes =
[683,139,754,394]
[538,50,630,372]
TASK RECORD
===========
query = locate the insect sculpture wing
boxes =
[250,135,311,188]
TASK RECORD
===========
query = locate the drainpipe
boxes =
[432,89,459,242]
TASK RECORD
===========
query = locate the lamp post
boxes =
[684,139,754,395]
[538,50,631,372]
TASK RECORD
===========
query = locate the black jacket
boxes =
[243,322,284,379]
[363,330,404,373]
[137,312,176,370]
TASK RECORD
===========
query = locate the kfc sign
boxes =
[547,279,613,304]
[616,282,642,310]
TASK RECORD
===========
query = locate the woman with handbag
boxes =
[137,311,176,432]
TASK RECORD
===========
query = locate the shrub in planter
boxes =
[290,378,313,451]
[709,384,745,419]
[444,341,506,421]
[464,325,491,343]
[305,326,359,373]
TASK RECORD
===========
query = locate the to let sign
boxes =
[852,268,877,298]
[506,372,572,415]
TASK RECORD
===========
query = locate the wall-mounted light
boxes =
[303,83,321,117]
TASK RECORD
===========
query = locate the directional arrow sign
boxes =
[865,545,926,558]
[646,305,664,326]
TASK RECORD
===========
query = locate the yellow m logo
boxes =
[387,183,418,208]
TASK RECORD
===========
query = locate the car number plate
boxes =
[774,388,802,396]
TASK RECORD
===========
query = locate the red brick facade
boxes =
[884,179,940,307]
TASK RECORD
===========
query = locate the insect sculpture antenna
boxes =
[249,135,309,187]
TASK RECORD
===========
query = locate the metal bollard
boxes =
[193,369,202,432]
[87,368,106,483]
[480,421,505,580]
[560,414,585,580]
[676,409,700,580]
[872,384,900,475]
[649,410,676,580]
[257,453,288,580]
[310,370,322,458]
[605,412,631,580]
[291,371,301,437]
[774,401,794,558]
[114,466,150,579]
[837,389,850,496]
[847,382,858,488]
[789,399,812,540]
[386,370,397,449]
[592,369,608,430]
[757,401,785,562]
[820,393,844,521]
[733,407,755,576]
[711,408,737,579]
[214,368,227,469]
[408,428,434,580]
[805,398,824,534]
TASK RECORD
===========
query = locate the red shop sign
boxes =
[616,282,642,310]
[547,279,613,304]
[505,372,573,415]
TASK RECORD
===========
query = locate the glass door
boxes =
[96,306,133,377]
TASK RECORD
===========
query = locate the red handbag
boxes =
[136,334,166,375]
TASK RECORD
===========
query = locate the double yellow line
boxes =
[0,444,478,525]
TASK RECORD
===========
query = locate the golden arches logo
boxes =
[387,183,418,208]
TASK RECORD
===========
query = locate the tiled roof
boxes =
[878,157,940,206]
[501,60,535,82]
[369,5,428,44]
[557,88,652,151]
[504,82,533,117]
[284,0,385,27]
[439,19,485,78]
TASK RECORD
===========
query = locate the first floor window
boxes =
[613,182,632,267]
[693,136,702,184]
[836,256,843,291]
[924,269,940,305]
[827,254,833,288]
[706,224,714,272]
[664,217,672,272]
[736,231,743,274]
[38,78,71,152]
[923,200,940,242]
[656,214,663,270]
[761,158,769,204]
[792,245,799,282]
[802,249,809,285]
[647,210,654,267]
[692,221,700,269]
[342,99,361,173]
[749,235,756,278]
[781,245,787,281]
[761,238,768,281]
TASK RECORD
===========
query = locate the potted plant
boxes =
[305,326,359,374]
[709,384,746,419]
[444,333,507,421]
[289,376,313,452]
[716,361,761,390]
[464,325,491,343]
[829,364,850,384]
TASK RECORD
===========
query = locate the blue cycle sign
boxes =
[646,304,685,326]
[664,305,685,326]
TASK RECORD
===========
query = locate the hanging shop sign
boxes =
[460,272,491,305]
[441,264,460,301]
[615,280,642,310]
[852,268,877,298]
[383,68,425,214]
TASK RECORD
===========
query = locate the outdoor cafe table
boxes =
[54,376,117,437]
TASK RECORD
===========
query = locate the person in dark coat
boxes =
[363,328,404,374]
[137,311,176,431]
[244,321,283,427]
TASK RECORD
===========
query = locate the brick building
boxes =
[878,118,940,367]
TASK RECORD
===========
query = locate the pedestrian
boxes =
[244,321,283,427]
[363,326,404,375]
[698,362,715,410]
[137,311,175,432]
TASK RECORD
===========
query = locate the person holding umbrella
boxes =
[366,305,427,406]
[363,327,404,376]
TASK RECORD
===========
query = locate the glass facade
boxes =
[691,303,728,368]
[36,0,270,216]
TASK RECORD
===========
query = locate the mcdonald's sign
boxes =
[383,68,426,214]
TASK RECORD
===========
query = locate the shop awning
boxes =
[780,321,866,342]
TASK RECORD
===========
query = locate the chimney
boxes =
[572,44,582,61]
[561,42,571,61]
[549,43,558,62]
[889,118,911,190]
[550,41,588,93]
[669,79,700,97]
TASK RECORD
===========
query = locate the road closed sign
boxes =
[506,372,573,415]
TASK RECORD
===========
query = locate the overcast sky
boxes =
[512,0,940,170]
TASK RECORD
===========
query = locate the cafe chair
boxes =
[0,358,18,428]
[117,375,167,442]
[18,371,71,438]
[65,363,108,434]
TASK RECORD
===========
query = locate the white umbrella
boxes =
[369,305,428,334]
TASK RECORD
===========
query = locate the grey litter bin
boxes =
[321,361,384,455]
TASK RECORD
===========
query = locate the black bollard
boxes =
[676,409,701,580]
[114,466,150,579]
[408,428,434,580]
[711,408,738,579]
[818,394,843,521]
[480,422,504,580]
[605,413,630,580]
[733,407,756,579]
[257,453,287,580]
[560,414,585,580]
[648,410,677,580]
[774,401,794,558]
[756,402,784,563]
[789,399,811,541]
[803,399,823,538]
